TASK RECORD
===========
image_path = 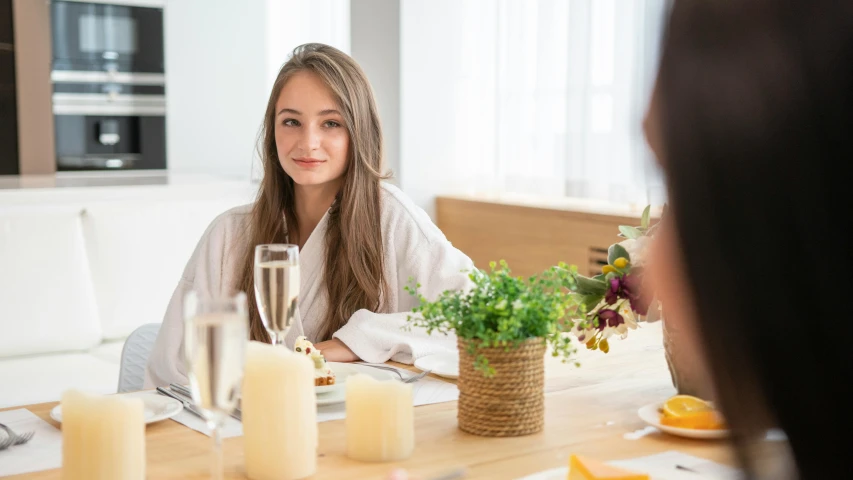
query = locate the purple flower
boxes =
[597,309,624,330]
[621,271,651,315]
[605,277,621,305]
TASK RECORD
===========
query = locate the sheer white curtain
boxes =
[400,0,667,215]
[496,0,667,202]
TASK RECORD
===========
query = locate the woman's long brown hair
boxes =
[237,43,389,343]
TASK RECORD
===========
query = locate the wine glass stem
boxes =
[210,419,224,480]
[273,332,287,347]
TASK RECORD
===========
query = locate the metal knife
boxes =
[155,386,206,420]
[168,384,242,422]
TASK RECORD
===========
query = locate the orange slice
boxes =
[659,395,726,430]
[662,395,714,418]
[660,410,727,430]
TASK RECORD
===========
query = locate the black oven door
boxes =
[54,114,166,171]
[51,1,164,73]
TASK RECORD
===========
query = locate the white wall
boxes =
[400,0,499,217]
[266,0,350,91]
[350,0,400,183]
[164,0,269,178]
[165,0,350,179]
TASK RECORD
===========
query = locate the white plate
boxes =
[516,467,567,480]
[316,387,346,406]
[637,402,729,440]
[50,391,183,425]
[313,363,399,405]
[515,466,675,480]
[414,352,459,379]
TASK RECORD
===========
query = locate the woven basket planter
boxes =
[456,337,547,437]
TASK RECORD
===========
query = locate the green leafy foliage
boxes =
[405,261,587,376]
[607,243,631,265]
[618,225,644,239]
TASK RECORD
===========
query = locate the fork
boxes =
[357,364,431,383]
[402,370,431,383]
[0,422,35,448]
[0,433,15,451]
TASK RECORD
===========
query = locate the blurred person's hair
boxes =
[655,1,853,478]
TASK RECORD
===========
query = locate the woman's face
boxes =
[275,71,350,190]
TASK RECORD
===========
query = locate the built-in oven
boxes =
[50,0,163,75]
[49,0,166,171]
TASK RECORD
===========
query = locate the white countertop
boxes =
[0,172,259,207]
[0,171,254,190]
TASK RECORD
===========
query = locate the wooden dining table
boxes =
[1,322,744,480]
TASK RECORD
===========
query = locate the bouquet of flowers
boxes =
[569,205,661,353]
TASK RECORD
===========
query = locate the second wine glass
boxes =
[183,291,248,480]
[253,244,300,347]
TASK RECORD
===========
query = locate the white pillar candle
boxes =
[346,374,414,462]
[242,341,317,480]
[61,390,145,480]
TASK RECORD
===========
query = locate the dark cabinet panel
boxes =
[0,0,13,46]
[0,85,19,175]
[0,49,14,85]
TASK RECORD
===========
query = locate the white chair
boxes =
[117,323,161,393]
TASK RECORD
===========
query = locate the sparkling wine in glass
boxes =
[183,291,248,480]
[254,244,300,347]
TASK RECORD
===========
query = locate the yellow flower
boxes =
[602,265,617,275]
[614,257,629,269]
[586,337,597,350]
[599,338,610,353]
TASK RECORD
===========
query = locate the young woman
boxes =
[645,1,852,478]
[145,43,474,388]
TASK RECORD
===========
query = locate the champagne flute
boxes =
[253,244,300,347]
[183,291,248,480]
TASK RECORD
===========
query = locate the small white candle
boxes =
[242,341,317,480]
[346,374,414,462]
[61,390,145,480]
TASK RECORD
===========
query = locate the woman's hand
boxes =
[313,338,361,362]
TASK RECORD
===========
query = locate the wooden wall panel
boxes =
[436,197,645,278]
[12,0,55,174]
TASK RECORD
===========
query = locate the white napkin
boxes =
[609,451,741,480]
[171,370,460,438]
[0,409,63,477]
[169,410,244,438]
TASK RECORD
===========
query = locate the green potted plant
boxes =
[406,261,584,437]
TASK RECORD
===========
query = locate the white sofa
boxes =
[0,178,255,408]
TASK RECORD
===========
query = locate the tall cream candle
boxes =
[61,390,145,480]
[346,374,414,462]
[242,341,317,480]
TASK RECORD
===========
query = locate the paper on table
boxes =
[0,409,63,477]
[609,451,741,480]
[170,370,460,438]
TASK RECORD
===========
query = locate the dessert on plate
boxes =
[294,336,336,386]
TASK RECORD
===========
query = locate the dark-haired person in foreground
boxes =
[644,1,852,479]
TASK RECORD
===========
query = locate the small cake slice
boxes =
[567,455,648,480]
[294,336,336,386]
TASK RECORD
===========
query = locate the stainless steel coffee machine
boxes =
[50,0,165,171]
